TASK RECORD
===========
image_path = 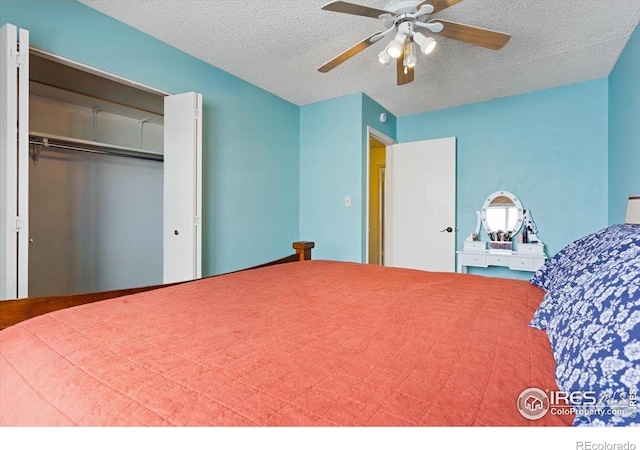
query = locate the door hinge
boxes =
[15,50,21,68]
[13,217,22,232]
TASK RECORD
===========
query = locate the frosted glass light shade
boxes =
[404,43,417,67]
[413,32,437,55]
[378,50,391,65]
[386,33,408,59]
[386,41,403,58]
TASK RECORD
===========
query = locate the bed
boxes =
[1,222,639,427]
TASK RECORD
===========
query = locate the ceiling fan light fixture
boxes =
[378,50,392,65]
[404,42,418,68]
[386,32,408,59]
[386,41,403,59]
[317,0,512,87]
[413,32,437,55]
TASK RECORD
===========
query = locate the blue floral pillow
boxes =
[545,250,640,426]
[530,225,640,329]
[531,225,640,293]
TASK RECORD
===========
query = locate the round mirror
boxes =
[481,191,523,240]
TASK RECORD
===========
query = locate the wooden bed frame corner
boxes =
[293,241,315,261]
[0,241,314,330]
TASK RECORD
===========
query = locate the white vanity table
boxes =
[457,191,546,274]
[456,249,546,273]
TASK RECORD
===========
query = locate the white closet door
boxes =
[386,137,456,272]
[0,24,29,300]
[163,92,202,283]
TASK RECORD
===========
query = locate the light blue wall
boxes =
[362,94,397,142]
[299,93,396,261]
[0,0,300,275]
[609,23,640,224]
[397,79,609,279]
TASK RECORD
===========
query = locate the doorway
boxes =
[368,137,386,265]
[365,127,395,266]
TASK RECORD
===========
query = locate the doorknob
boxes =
[440,227,454,233]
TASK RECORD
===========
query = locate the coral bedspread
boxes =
[0,261,571,426]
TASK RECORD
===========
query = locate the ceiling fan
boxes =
[317,0,511,85]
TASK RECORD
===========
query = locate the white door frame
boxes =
[364,126,395,264]
[378,165,386,265]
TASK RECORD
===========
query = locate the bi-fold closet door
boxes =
[0,24,28,300]
[0,24,203,300]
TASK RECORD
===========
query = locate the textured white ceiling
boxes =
[77,0,640,117]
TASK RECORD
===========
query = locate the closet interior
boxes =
[28,51,166,297]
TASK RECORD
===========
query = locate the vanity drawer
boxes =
[518,243,545,254]
[463,241,487,251]
[510,257,535,271]
[459,253,487,267]
[487,254,509,266]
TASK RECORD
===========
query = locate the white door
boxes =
[163,92,202,283]
[385,137,456,272]
[0,24,29,300]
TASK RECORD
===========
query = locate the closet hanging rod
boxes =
[28,135,164,162]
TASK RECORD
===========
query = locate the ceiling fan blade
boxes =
[321,1,393,19]
[318,32,384,73]
[418,0,464,14]
[396,59,414,86]
[430,19,511,50]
